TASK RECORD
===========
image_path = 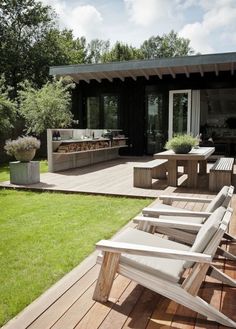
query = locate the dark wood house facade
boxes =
[50,52,236,156]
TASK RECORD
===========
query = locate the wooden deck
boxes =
[1,156,234,198]
[2,192,236,329]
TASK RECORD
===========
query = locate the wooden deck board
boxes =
[1,173,236,329]
[1,156,231,198]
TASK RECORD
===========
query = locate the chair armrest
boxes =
[95,240,212,263]
[142,207,211,218]
[133,215,202,232]
[159,195,212,204]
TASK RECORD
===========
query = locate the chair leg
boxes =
[152,277,236,327]
[93,251,120,302]
[207,265,236,287]
[137,220,153,232]
[216,246,236,261]
[224,232,236,242]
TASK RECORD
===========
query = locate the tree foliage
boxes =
[18,78,75,136]
[0,76,16,137]
[0,0,56,94]
[140,30,194,59]
[38,29,87,66]
[86,39,110,63]
[101,41,142,62]
[0,1,196,152]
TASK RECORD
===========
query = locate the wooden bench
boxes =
[209,157,234,192]
[133,159,167,188]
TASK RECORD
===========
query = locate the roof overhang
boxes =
[49,52,236,84]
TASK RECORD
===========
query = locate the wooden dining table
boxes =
[154,147,215,188]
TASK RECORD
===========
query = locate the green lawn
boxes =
[0,162,152,326]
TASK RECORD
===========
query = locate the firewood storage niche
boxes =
[47,129,128,172]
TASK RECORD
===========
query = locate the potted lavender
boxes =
[4,136,40,162]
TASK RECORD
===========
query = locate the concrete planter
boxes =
[10,161,40,185]
[14,149,36,162]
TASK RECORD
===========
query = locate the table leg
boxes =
[187,160,198,188]
[199,160,207,175]
[167,159,178,187]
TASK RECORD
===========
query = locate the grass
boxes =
[0,158,48,182]
[0,162,152,326]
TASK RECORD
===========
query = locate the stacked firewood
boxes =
[56,141,110,153]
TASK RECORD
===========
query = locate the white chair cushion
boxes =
[206,186,229,212]
[113,228,189,283]
[184,207,226,268]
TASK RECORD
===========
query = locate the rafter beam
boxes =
[87,72,101,83]
[115,71,125,81]
[198,65,204,77]
[168,67,176,78]
[128,71,137,81]
[184,66,190,78]
[154,68,162,79]
[100,72,113,82]
[214,64,219,76]
[140,69,149,80]
[83,78,90,84]
[231,62,234,75]
[130,75,137,81]
[71,75,80,84]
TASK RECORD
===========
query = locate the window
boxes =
[103,95,119,129]
[87,97,99,128]
[86,94,120,129]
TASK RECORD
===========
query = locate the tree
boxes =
[18,78,75,136]
[0,0,56,94]
[101,41,142,62]
[30,29,87,86]
[140,30,194,59]
[0,75,16,138]
[86,39,110,63]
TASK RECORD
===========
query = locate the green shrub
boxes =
[165,134,197,154]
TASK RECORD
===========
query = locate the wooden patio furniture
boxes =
[154,147,215,188]
[93,207,236,327]
[209,157,234,191]
[133,159,167,188]
[133,186,236,259]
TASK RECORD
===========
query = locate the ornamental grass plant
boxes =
[165,134,197,154]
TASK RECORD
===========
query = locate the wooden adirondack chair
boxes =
[93,207,236,328]
[134,186,236,260]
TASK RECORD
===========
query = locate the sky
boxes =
[39,0,236,54]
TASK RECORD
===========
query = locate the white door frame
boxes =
[168,90,192,140]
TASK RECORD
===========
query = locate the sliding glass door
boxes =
[168,90,191,139]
